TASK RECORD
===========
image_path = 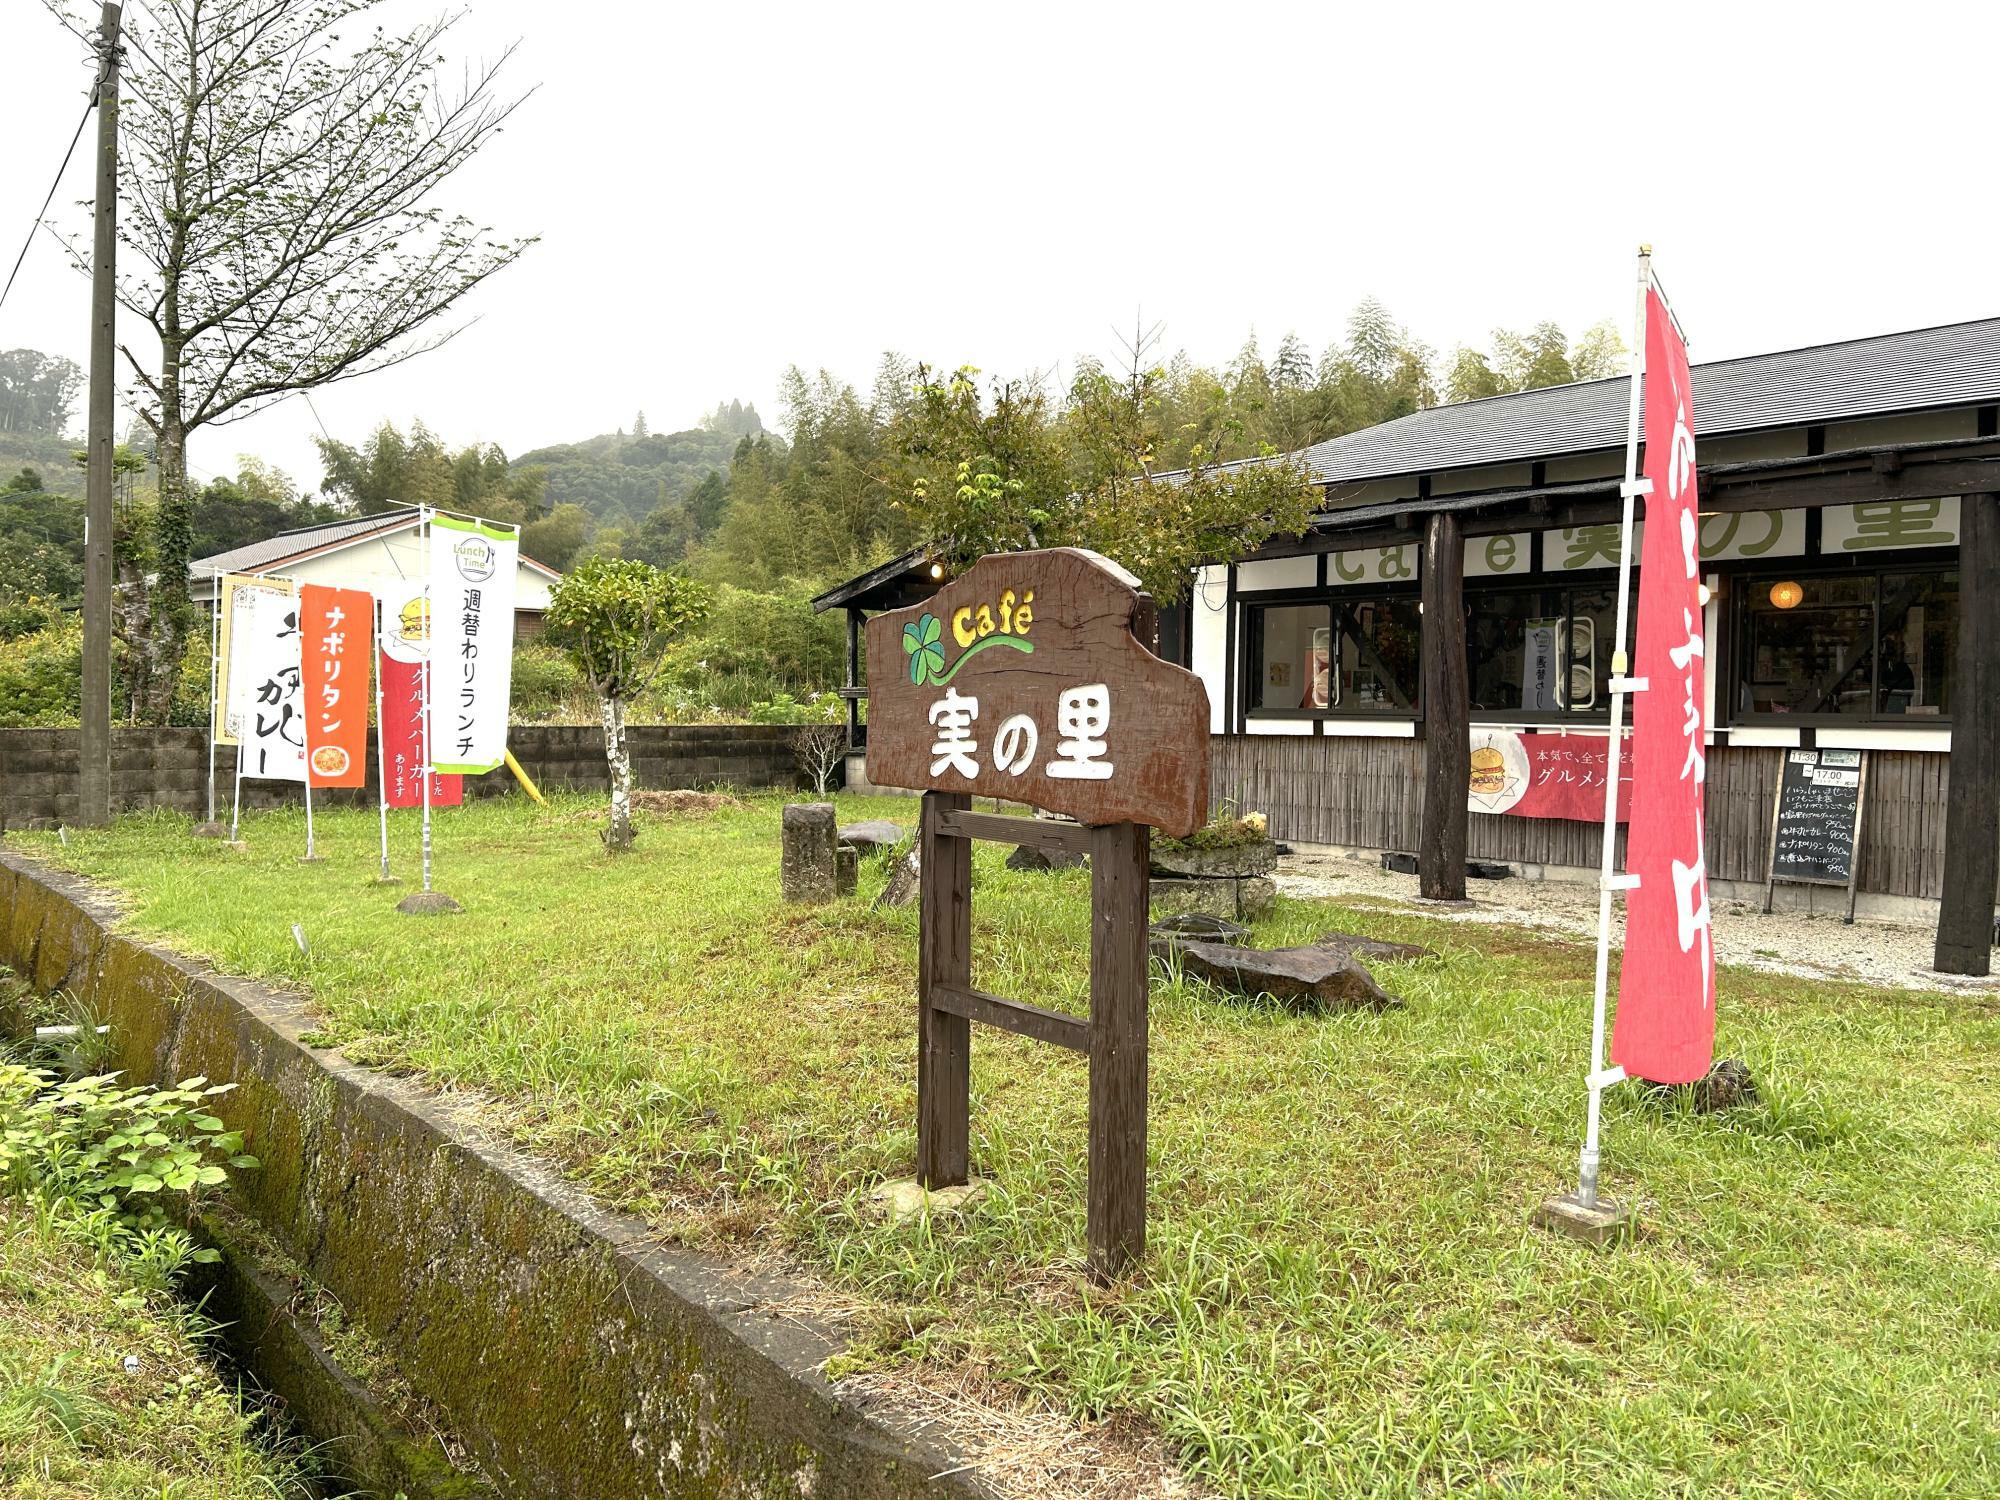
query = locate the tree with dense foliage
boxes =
[47,0,533,721]
[190,460,340,558]
[316,421,546,523]
[543,559,709,850]
[0,350,84,436]
[891,361,1317,605]
[1443,318,1628,404]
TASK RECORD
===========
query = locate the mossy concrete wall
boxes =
[0,852,985,1500]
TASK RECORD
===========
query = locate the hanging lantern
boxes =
[1768,580,1803,610]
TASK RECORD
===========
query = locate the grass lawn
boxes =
[0,1200,312,1499]
[11,794,2000,1498]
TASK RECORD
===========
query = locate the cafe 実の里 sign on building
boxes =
[815,314,2000,968]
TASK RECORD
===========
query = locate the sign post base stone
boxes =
[396,891,462,916]
[1533,1191,1639,1246]
[190,821,229,839]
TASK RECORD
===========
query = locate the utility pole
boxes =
[79,1,122,827]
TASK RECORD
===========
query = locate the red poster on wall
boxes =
[377,584,463,809]
[1467,729,1633,823]
[300,584,372,788]
[1612,285,1714,1084]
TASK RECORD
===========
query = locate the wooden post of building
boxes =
[844,606,862,749]
[1935,492,1999,975]
[917,790,972,1184]
[1087,819,1150,1281]
[1419,510,1468,901]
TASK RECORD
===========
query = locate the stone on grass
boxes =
[1006,843,1085,873]
[1148,913,1249,964]
[875,848,920,910]
[1149,840,1278,879]
[1175,940,1402,1012]
[1149,875,1275,922]
[837,819,907,853]
[867,1177,988,1225]
[1532,1191,1638,1245]
[835,843,859,897]
[189,820,229,839]
[1311,930,1439,966]
[1641,1056,1758,1113]
[781,802,839,903]
[396,890,462,916]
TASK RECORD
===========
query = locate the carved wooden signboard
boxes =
[865,548,1210,836]
[865,548,1211,1280]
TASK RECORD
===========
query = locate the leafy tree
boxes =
[632,411,648,439]
[1570,319,1628,381]
[893,362,1316,606]
[51,0,533,722]
[0,351,83,436]
[520,503,592,572]
[543,559,709,851]
[1443,347,1508,405]
[190,461,339,558]
[317,421,544,523]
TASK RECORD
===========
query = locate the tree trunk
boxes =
[140,399,196,725]
[602,694,633,851]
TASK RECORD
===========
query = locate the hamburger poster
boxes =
[1467,728,1631,823]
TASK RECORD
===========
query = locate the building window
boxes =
[1244,596,1420,717]
[1736,567,1956,721]
[1467,582,1632,720]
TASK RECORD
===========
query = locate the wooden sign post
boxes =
[866,548,1210,1280]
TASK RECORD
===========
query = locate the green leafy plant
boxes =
[0,1064,257,1249]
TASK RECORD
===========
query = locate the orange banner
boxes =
[300,584,372,788]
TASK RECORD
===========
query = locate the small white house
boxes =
[189,507,562,639]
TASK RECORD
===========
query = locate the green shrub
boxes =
[0,619,82,726]
[510,640,586,721]
[746,690,843,725]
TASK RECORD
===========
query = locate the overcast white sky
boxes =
[3,1,1997,492]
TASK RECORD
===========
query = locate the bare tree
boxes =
[792,721,847,795]
[48,0,533,718]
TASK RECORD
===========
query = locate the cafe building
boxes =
[816,315,2000,968]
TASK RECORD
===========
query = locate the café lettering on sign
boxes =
[865,549,1211,837]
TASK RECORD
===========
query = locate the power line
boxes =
[0,80,101,320]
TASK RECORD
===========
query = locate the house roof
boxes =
[1303,314,2000,486]
[190,507,563,586]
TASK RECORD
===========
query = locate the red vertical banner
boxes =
[377,584,464,809]
[1612,286,1714,1083]
[300,585,372,787]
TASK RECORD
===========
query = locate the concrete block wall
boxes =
[0,725,811,829]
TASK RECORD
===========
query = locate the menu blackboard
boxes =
[1765,748,1867,920]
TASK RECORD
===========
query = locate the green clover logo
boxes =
[903,613,946,685]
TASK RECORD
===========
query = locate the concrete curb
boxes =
[0,851,988,1500]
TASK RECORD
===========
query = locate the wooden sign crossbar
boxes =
[918,792,1150,1280]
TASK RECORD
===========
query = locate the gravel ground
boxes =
[1277,851,2000,997]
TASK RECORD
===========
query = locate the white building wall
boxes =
[1190,565,1229,733]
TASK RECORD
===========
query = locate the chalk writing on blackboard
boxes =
[1769,749,1863,886]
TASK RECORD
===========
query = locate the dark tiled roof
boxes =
[1303,315,2000,485]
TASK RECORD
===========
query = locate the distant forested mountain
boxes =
[514,401,769,529]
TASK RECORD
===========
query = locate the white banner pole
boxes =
[302,776,317,859]
[375,593,394,882]
[419,507,435,896]
[1576,246,1654,1210]
[204,567,222,824]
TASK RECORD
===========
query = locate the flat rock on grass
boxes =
[1005,843,1085,873]
[1147,912,1248,963]
[1176,940,1403,1012]
[1641,1056,1759,1112]
[837,819,908,852]
[1312,930,1440,966]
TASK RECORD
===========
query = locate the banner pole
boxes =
[1576,246,1653,1210]
[375,593,395,882]
[302,776,317,859]
[230,741,244,842]
[204,568,221,824]
[419,507,435,896]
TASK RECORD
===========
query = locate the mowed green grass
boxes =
[13,796,2000,1498]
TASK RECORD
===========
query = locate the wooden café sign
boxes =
[866,548,1211,1279]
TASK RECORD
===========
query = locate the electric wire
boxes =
[0,81,101,320]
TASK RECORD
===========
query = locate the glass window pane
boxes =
[1468,588,1562,713]
[1248,604,1328,711]
[1337,597,1421,711]
[1879,571,1956,717]
[1740,574,1875,717]
[1563,585,1628,716]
